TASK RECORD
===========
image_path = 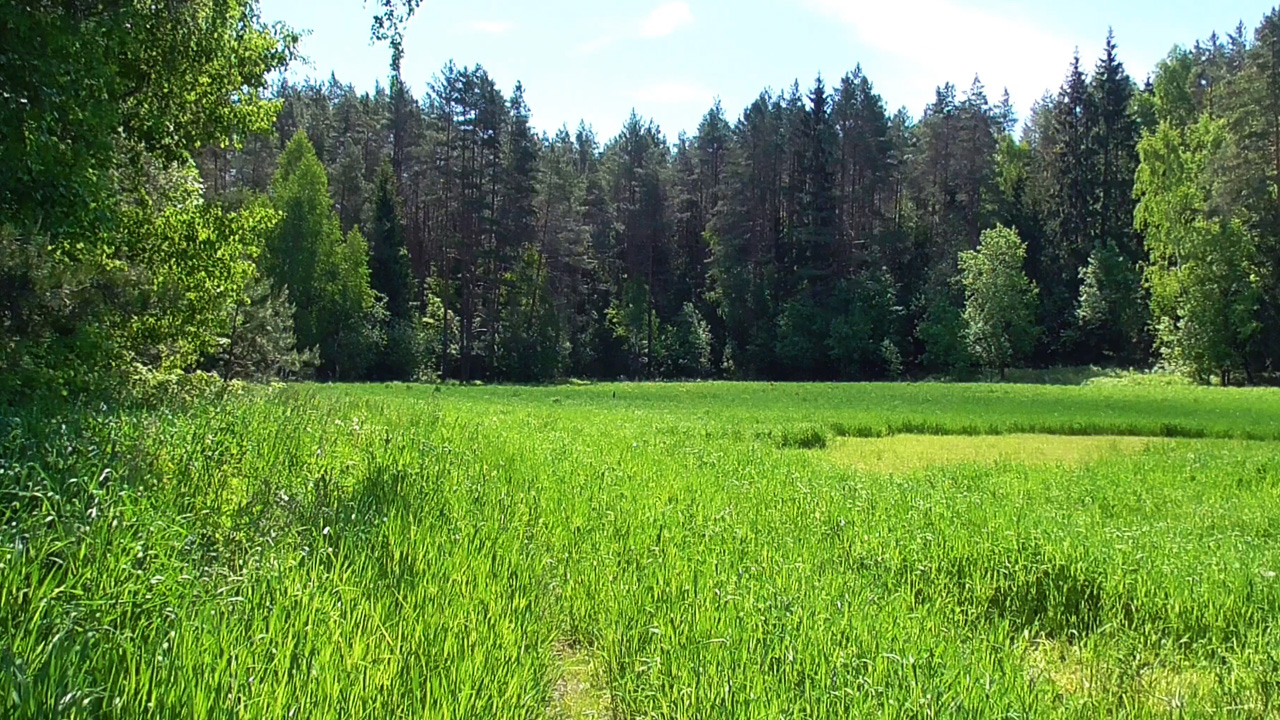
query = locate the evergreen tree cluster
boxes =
[194,41,1151,382]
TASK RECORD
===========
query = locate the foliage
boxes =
[266,131,378,380]
[366,163,419,381]
[186,12,1280,384]
[914,286,973,377]
[367,163,414,323]
[1075,241,1147,363]
[14,4,1280,392]
[0,0,294,397]
[417,285,452,382]
[775,294,826,380]
[0,227,124,402]
[497,248,567,382]
[211,275,316,381]
[826,272,901,380]
[1135,118,1263,384]
[656,302,713,379]
[959,226,1039,377]
[122,199,277,372]
[607,278,654,377]
[879,338,904,380]
[0,0,294,238]
[0,176,277,399]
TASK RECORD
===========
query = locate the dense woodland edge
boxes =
[5,3,1280,403]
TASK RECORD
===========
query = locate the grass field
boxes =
[3,382,1279,718]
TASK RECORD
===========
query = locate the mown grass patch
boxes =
[827,433,1158,473]
[1025,639,1223,713]
[550,643,612,719]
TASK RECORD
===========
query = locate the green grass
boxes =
[425,380,1280,442]
[3,382,1279,718]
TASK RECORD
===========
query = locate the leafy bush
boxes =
[656,302,713,379]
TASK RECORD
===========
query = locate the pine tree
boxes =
[695,101,732,220]
[709,93,788,377]
[672,134,706,307]
[204,36,1280,382]
[913,84,968,271]
[605,113,672,373]
[832,68,891,268]
[500,84,540,255]
[215,277,316,381]
[955,78,1000,247]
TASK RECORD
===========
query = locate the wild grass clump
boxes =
[3,381,1279,718]
[760,423,829,449]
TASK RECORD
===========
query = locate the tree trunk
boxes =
[440,236,450,381]
[223,302,241,380]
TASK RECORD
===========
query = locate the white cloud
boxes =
[574,35,617,56]
[639,2,695,39]
[468,20,514,35]
[573,2,695,58]
[803,0,1076,118]
[633,82,710,104]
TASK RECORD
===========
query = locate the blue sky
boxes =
[259,0,1275,138]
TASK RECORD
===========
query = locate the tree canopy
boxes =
[7,3,1280,395]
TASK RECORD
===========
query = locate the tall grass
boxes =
[3,382,1278,718]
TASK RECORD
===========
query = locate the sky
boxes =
[259,0,1276,138]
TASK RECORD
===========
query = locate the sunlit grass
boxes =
[3,382,1279,718]
[828,433,1158,472]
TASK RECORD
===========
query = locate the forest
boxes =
[4,2,1280,396]
[6,6,1280,718]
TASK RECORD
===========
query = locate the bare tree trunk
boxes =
[223,302,241,380]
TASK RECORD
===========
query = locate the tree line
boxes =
[4,2,1280,400]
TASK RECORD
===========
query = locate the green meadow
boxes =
[4,382,1280,718]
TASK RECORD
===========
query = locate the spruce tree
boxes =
[1078,31,1146,362]
[1040,53,1098,359]
[369,163,413,322]
[799,76,839,287]
[367,162,419,380]
[1089,31,1140,259]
